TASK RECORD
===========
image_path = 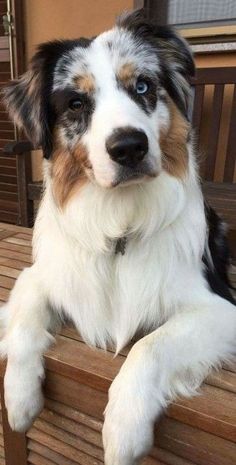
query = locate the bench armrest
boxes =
[3,140,35,155]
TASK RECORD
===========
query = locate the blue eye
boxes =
[136,80,149,95]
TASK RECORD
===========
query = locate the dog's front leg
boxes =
[103,295,236,465]
[0,266,53,432]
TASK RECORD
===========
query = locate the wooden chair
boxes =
[192,67,236,257]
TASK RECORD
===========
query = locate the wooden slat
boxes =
[0,73,11,83]
[0,240,31,254]
[38,404,163,465]
[45,398,102,433]
[0,183,17,193]
[204,84,225,180]
[0,288,9,301]
[193,68,236,85]
[206,369,236,394]
[0,200,17,213]
[3,236,31,246]
[151,447,195,465]
[28,440,79,465]
[0,122,14,131]
[224,85,236,182]
[28,451,56,465]
[0,166,16,176]
[0,62,10,73]
[0,112,10,121]
[155,417,236,465]
[0,191,18,202]
[33,418,103,461]
[0,247,31,263]
[167,383,236,442]
[0,5,7,17]
[39,409,102,448]
[46,336,124,392]
[0,50,10,62]
[44,372,107,421]
[0,211,18,224]
[0,256,28,270]
[203,189,236,230]
[0,131,15,140]
[0,222,32,234]
[0,230,14,241]
[192,84,204,135]
[0,265,20,279]
[16,150,34,226]
[14,232,32,240]
[27,428,103,465]
[0,175,17,184]
[0,274,15,289]
[0,157,16,167]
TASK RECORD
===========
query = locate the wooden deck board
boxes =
[0,223,235,465]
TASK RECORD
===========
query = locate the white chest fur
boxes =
[33,170,206,352]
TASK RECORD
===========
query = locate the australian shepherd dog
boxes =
[1,10,235,465]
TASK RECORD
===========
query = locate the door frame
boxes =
[133,0,168,24]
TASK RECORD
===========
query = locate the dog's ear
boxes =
[2,40,80,158]
[118,10,195,118]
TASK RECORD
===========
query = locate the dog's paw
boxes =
[103,341,160,465]
[4,364,44,432]
[103,375,154,465]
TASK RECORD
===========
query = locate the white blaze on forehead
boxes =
[52,27,164,188]
[53,27,160,92]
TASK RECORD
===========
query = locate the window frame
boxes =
[133,0,236,44]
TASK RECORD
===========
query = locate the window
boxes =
[168,0,236,29]
[135,0,236,44]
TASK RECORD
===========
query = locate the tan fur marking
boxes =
[118,63,136,86]
[160,98,190,179]
[52,140,90,207]
[74,74,95,94]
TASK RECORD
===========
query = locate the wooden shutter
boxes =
[0,0,29,226]
[0,1,18,224]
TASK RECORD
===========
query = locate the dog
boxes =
[1,9,235,465]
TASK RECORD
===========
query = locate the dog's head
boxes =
[3,10,194,205]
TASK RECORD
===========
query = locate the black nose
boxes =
[106,129,148,168]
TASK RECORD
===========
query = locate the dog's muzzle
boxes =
[106,128,148,168]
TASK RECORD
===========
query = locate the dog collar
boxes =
[115,237,127,255]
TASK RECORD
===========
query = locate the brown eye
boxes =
[69,98,83,111]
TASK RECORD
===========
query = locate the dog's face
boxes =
[3,10,194,205]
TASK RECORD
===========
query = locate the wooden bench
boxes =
[0,222,235,465]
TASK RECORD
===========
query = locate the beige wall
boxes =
[23,0,133,179]
[24,0,133,60]
[195,51,236,68]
